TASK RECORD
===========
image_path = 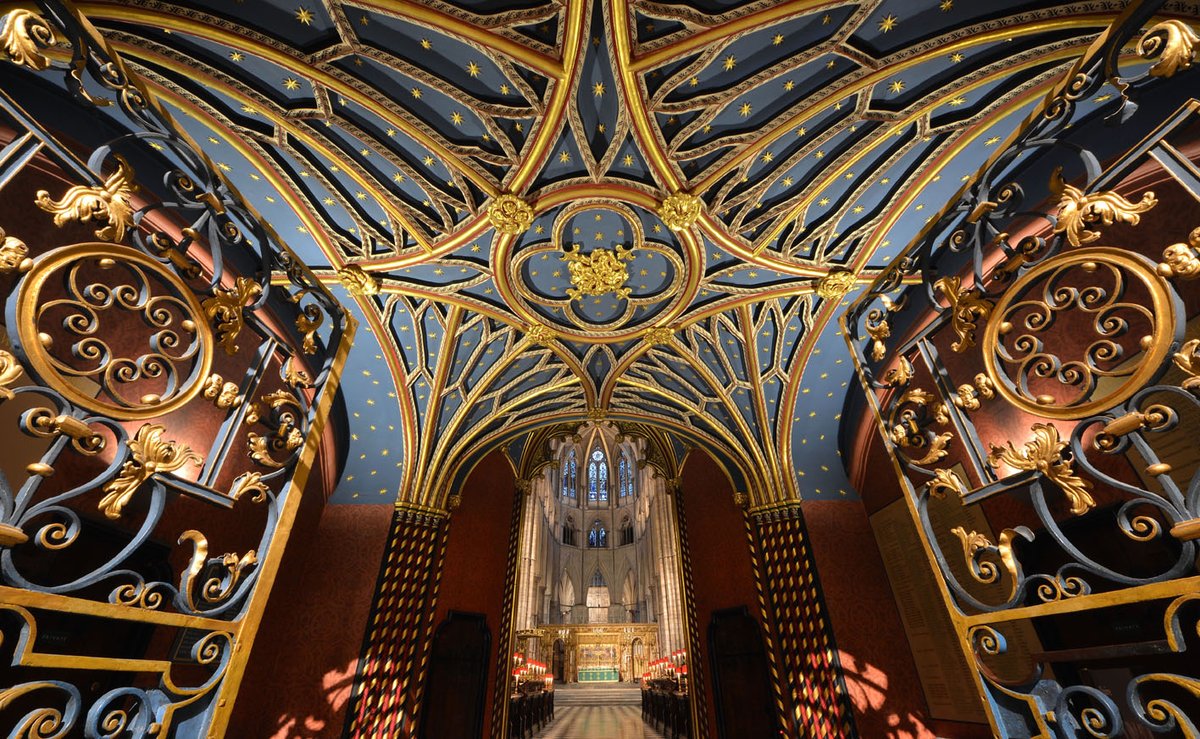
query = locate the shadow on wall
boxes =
[269,664,359,739]
[838,651,934,739]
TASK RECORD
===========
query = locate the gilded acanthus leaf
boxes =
[487,193,534,235]
[337,264,380,296]
[914,432,952,466]
[202,374,242,409]
[202,276,262,355]
[526,324,556,345]
[657,192,702,231]
[1138,19,1200,78]
[35,156,137,243]
[0,9,57,72]
[934,276,993,352]
[882,357,914,387]
[228,471,269,503]
[1173,338,1200,393]
[99,424,202,519]
[987,423,1094,515]
[928,468,967,500]
[563,243,634,300]
[296,304,323,355]
[1050,167,1156,248]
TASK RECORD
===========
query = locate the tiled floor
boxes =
[531,706,666,738]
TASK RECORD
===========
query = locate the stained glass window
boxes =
[588,520,607,548]
[587,448,608,503]
[562,449,576,499]
[618,453,634,499]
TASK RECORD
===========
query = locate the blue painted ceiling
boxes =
[83,0,1145,505]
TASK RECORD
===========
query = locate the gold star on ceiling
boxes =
[230,51,243,62]
[467,61,481,77]
[784,80,795,91]
[772,34,784,45]
[559,150,571,163]
[723,55,736,71]
[283,77,300,90]
[451,111,463,125]
[950,52,964,63]
[739,102,752,117]
[948,96,966,106]
[420,38,431,50]
[623,154,634,166]
[889,79,905,93]
[941,0,954,9]
[593,82,605,96]
[411,87,422,98]
[878,14,898,32]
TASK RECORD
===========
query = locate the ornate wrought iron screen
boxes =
[0,2,351,736]
[845,2,1200,735]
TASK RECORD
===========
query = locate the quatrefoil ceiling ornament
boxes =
[505,201,688,341]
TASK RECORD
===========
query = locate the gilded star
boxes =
[772,34,784,45]
[761,151,773,163]
[818,197,830,206]
[295,7,314,25]
[852,205,864,213]
[878,14,897,32]
[784,80,795,91]
[739,102,752,117]
[950,52,964,63]
[411,87,422,98]
[985,136,1001,145]
[451,111,463,125]
[723,55,736,71]
[948,96,966,106]
[423,156,434,166]
[283,77,300,90]
[623,154,634,166]
[420,38,431,49]
[593,82,605,96]
[941,0,953,9]
[689,77,699,86]
[782,177,793,187]
[814,150,824,159]
[889,79,904,93]
[559,150,571,163]
[230,51,244,62]
[500,83,510,94]
[467,61,481,77]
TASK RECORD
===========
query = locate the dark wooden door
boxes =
[419,611,491,739]
[708,607,778,738]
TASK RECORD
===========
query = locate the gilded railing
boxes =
[844,1,1200,735]
[0,2,351,736]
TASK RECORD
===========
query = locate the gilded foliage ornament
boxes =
[202,277,261,355]
[934,276,993,352]
[643,327,673,346]
[882,357,914,387]
[987,423,1094,515]
[100,424,202,519]
[657,192,701,231]
[526,324,556,345]
[1172,338,1200,393]
[0,9,57,72]
[863,296,900,362]
[952,373,995,411]
[488,193,534,235]
[928,468,967,500]
[563,243,634,300]
[816,269,856,301]
[35,156,137,243]
[202,374,242,409]
[0,349,22,401]
[338,264,380,296]
[1158,227,1200,279]
[1049,167,1156,248]
[1138,20,1199,78]
[0,227,31,273]
[178,529,258,612]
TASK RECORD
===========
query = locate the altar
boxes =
[577,667,619,682]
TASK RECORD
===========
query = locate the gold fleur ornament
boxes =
[488,194,534,235]
[657,192,702,231]
[1138,20,1199,78]
[987,423,1094,515]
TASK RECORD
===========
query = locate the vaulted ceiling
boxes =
[76,0,1148,506]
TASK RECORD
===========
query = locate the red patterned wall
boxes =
[228,502,394,738]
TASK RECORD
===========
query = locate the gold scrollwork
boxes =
[99,424,202,519]
[882,357,914,388]
[982,247,1176,419]
[12,243,214,420]
[1158,226,1200,279]
[0,9,57,72]
[934,276,993,352]
[816,268,856,301]
[987,423,1094,515]
[228,471,269,503]
[295,303,323,355]
[245,388,304,468]
[202,374,242,409]
[864,295,901,362]
[488,193,534,235]
[0,226,31,274]
[35,156,137,243]
[657,192,702,231]
[21,407,104,454]
[178,530,257,612]
[562,242,635,300]
[1049,168,1157,248]
[950,526,1030,601]
[1138,19,1200,78]
[338,264,381,296]
[0,349,22,401]
[202,276,261,356]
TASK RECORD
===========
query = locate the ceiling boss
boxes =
[562,241,636,300]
